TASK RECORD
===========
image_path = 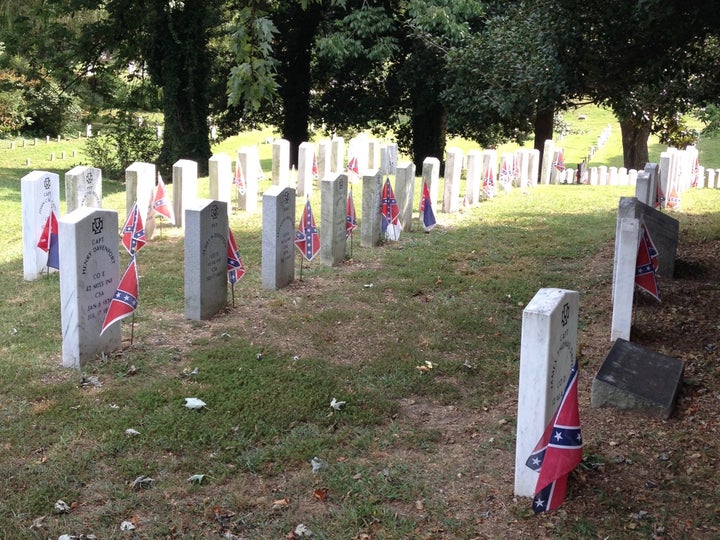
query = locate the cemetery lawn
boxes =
[1,141,720,538]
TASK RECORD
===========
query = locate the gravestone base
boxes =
[591,338,684,419]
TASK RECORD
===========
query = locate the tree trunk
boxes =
[411,102,447,173]
[534,106,554,168]
[152,0,213,176]
[276,4,321,167]
[619,116,651,170]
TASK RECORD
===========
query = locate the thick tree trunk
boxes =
[534,106,554,168]
[153,1,212,176]
[619,116,651,170]
[276,5,321,167]
[411,102,447,173]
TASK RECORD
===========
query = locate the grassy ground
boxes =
[0,110,719,538]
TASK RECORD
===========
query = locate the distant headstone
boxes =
[529,149,540,186]
[172,159,198,228]
[297,142,315,197]
[610,217,640,342]
[65,165,102,213]
[272,138,291,187]
[317,140,331,180]
[125,162,156,233]
[422,157,440,210]
[236,147,260,213]
[368,140,380,170]
[540,140,554,184]
[380,144,398,176]
[331,137,345,173]
[184,200,228,320]
[59,207,121,368]
[608,166,618,185]
[85,124,92,137]
[394,162,416,232]
[591,338,684,419]
[481,150,497,198]
[707,168,715,189]
[442,148,463,212]
[320,173,348,266]
[21,170,60,281]
[598,165,608,186]
[209,153,233,216]
[634,171,652,206]
[360,169,383,248]
[514,288,579,497]
[465,150,482,206]
[261,186,296,289]
[617,197,678,278]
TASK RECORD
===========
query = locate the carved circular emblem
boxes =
[210,204,218,219]
[43,177,51,190]
[85,171,94,184]
[92,217,104,235]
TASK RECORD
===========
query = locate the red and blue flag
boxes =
[100,257,139,335]
[227,227,246,284]
[526,360,582,513]
[37,210,60,270]
[635,222,661,301]
[381,177,401,241]
[152,174,175,224]
[122,202,146,256]
[419,181,436,232]
[295,197,321,261]
[346,187,358,238]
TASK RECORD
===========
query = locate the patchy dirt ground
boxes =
[129,234,719,539]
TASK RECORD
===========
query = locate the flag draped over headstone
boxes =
[37,210,60,270]
[346,187,358,238]
[381,177,401,241]
[152,174,175,224]
[122,202,146,256]
[419,181,436,232]
[295,197,320,261]
[635,222,661,301]
[525,360,582,513]
[100,257,139,335]
[227,227,246,284]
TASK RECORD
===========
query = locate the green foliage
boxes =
[0,71,28,133]
[85,111,162,178]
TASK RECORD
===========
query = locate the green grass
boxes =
[0,106,719,537]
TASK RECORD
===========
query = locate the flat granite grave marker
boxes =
[185,200,228,320]
[515,288,579,497]
[209,153,233,216]
[262,186,296,289]
[361,169,383,248]
[59,207,121,368]
[320,173,348,266]
[172,159,198,228]
[21,170,60,281]
[591,338,684,419]
[65,165,102,213]
[394,162,416,231]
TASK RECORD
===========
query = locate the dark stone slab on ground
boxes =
[591,338,684,419]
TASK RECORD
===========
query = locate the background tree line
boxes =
[1,0,719,178]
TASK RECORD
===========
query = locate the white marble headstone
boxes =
[21,170,60,281]
[65,165,102,213]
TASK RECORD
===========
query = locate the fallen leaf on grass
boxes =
[294,523,314,537]
[30,515,45,530]
[188,474,207,484]
[310,457,327,473]
[54,500,71,514]
[125,428,141,437]
[273,497,290,509]
[312,487,329,501]
[330,398,346,411]
[416,360,436,373]
[120,520,136,531]
[184,397,206,410]
[131,475,154,490]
